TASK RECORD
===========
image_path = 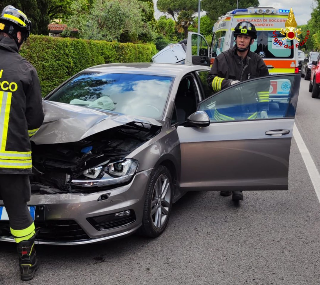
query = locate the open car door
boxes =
[185,32,210,66]
[177,74,300,191]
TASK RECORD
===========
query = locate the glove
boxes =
[230,80,240,86]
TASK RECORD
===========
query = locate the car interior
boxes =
[173,76,198,124]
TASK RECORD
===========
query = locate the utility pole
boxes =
[198,0,201,34]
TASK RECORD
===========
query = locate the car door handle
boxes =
[267,65,274,69]
[265,129,290,136]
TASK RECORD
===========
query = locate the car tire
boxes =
[312,80,319,98]
[309,80,313,92]
[139,165,173,238]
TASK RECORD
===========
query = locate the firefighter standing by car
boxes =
[0,5,44,281]
[207,21,269,202]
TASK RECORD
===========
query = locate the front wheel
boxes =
[140,165,173,238]
[312,80,319,98]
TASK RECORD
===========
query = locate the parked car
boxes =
[309,53,320,98]
[0,33,301,245]
[301,51,319,80]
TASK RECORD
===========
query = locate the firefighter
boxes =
[0,5,44,281]
[207,21,269,202]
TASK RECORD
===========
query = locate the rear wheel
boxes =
[309,80,313,92]
[140,165,173,238]
[312,80,319,98]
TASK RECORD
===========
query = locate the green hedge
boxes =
[20,35,157,96]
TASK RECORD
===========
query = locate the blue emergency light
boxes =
[231,9,248,14]
[279,9,290,13]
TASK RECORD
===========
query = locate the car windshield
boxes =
[47,72,174,119]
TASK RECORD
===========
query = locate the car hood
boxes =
[31,101,162,144]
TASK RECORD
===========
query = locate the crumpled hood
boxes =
[31,101,161,144]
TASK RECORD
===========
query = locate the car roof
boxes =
[84,63,210,77]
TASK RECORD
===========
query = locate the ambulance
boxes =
[211,7,300,75]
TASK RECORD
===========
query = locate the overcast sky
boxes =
[152,0,316,25]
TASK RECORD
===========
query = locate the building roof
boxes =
[48,24,78,33]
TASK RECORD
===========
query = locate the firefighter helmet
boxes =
[0,5,31,40]
[234,21,257,40]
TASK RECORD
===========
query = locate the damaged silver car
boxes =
[0,34,301,245]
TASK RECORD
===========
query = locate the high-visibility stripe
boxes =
[0,91,32,169]
[11,223,35,243]
[0,91,12,152]
[3,14,26,27]
[212,77,224,92]
[231,27,282,31]
[28,128,39,137]
[0,159,32,168]
[0,152,31,159]
[216,29,228,32]
[233,15,288,18]
[248,112,258,119]
[269,68,295,74]
[17,10,28,20]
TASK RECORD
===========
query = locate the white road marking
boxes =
[293,124,320,202]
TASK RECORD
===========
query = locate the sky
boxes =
[152,0,316,26]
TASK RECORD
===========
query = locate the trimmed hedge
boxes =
[20,35,157,96]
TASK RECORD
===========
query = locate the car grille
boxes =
[87,210,136,231]
[0,220,89,242]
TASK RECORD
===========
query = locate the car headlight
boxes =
[72,159,139,188]
[308,64,313,68]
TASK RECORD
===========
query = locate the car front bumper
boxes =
[0,169,152,245]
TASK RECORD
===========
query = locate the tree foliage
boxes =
[157,0,199,38]
[65,0,154,42]
[201,0,259,22]
[0,0,73,35]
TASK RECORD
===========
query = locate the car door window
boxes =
[198,75,297,122]
[172,74,200,124]
[196,70,214,100]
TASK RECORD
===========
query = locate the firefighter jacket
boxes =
[0,35,44,174]
[207,45,269,92]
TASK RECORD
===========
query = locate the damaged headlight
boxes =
[72,159,139,188]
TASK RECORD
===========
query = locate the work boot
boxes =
[232,191,243,201]
[220,191,232,196]
[17,236,38,281]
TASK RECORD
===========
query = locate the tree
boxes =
[189,15,214,36]
[0,0,73,35]
[157,0,199,38]
[201,0,259,22]
[65,0,154,42]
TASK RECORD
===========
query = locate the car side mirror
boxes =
[312,61,318,65]
[185,111,210,127]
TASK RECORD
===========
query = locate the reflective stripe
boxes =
[0,91,32,169]
[233,15,288,18]
[214,109,235,121]
[0,152,31,159]
[231,27,282,31]
[212,77,224,92]
[0,91,12,152]
[11,223,35,243]
[0,159,32,169]
[269,68,295,74]
[257,91,269,103]
[28,128,39,137]
[3,14,26,26]
[248,112,258,119]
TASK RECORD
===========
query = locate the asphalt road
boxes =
[1,78,320,284]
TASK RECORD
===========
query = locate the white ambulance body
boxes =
[211,7,299,74]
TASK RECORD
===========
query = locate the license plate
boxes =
[0,206,42,221]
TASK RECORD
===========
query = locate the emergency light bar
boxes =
[231,9,248,14]
[279,9,290,13]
